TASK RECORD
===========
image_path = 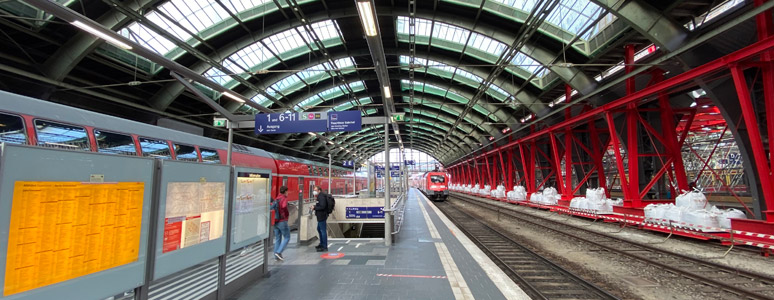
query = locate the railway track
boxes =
[434,201,619,300]
[449,193,774,300]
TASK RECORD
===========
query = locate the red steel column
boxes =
[606,111,633,205]
[624,44,640,206]
[730,65,774,220]
[549,132,565,193]
[564,85,574,199]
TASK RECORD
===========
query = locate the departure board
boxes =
[162,182,225,253]
[3,181,144,296]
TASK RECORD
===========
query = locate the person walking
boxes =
[271,186,290,261]
[313,186,329,252]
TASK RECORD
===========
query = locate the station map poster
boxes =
[232,173,270,245]
[162,182,225,253]
[3,181,144,296]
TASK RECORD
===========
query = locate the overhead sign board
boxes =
[390,165,400,171]
[390,170,403,177]
[255,112,327,134]
[343,160,355,167]
[376,171,383,178]
[213,118,227,127]
[405,160,415,166]
[328,110,362,132]
[254,110,362,134]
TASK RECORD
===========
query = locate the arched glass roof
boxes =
[295,81,366,110]
[396,16,549,80]
[118,0,313,58]
[250,57,356,107]
[399,56,513,104]
[203,20,343,87]
[400,79,498,122]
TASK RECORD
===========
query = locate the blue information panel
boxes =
[376,171,383,178]
[390,165,400,171]
[390,170,403,177]
[328,110,362,132]
[345,207,385,219]
[255,112,327,134]
[343,160,355,167]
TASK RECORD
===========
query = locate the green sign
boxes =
[391,113,406,122]
[213,118,227,127]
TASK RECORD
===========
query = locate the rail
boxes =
[387,192,408,235]
[450,193,774,299]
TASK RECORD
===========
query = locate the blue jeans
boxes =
[317,220,327,248]
[273,221,290,254]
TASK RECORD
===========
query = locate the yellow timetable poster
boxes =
[3,181,144,296]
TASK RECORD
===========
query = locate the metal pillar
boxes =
[353,160,356,195]
[384,125,392,246]
[328,153,332,193]
[227,121,233,165]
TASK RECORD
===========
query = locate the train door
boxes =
[292,177,304,232]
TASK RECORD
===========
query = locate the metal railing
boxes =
[389,192,408,235]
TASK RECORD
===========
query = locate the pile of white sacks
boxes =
[490,185,507,199]
[479,185,492,196]
[569,187,623,214]
[529,187,560,205]
[507,186,528,202]
[644,190,748,230]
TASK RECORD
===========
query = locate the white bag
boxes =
[718,209,747,229]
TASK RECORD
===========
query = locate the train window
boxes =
[34,119,90,151]
[430,175,446,183]
[308,166,313,176]
[0,113,26,144]
[139,137,172,159]
[200,147,220,163]
[174,144,198,162]
[95,130,136,156]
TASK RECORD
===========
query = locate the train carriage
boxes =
[419,171,450,201]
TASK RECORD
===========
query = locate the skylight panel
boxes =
[204,68,231,85]
[120,23,176,54]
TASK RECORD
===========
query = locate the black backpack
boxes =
[326,194,335,214]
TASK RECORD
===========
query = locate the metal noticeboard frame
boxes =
[153,160,231,280]
[0,144,155,300]
[229,167,272,251]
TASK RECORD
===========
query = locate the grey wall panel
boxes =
[0,144,154,300]
[148,259,219,300]
[225,241,264,285]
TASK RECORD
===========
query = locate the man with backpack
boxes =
[312,186,335,252]
[271,186,290,261]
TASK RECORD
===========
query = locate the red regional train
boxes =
[0,90,367,222]
[419,172,450,201]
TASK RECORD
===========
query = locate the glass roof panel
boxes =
[400,80,497,122]
[396,17,546,78]
[332,97,373,111]
[119,0,283,58]
[399,56,511,101]
[490,0,606,39]
[296,81,365,110]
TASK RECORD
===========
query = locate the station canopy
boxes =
[0,0,746,165]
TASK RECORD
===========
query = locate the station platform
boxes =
[229,189,528,300]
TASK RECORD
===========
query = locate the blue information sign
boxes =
[343,160,355,167]
[346,207,385,219]
[328,110,362,132]
[390,165,400,171]
[255,112,327,134]
[376,171,383,178]
[374,165,385,171]
[390,170,403,177]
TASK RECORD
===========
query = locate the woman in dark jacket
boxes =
[313,186,329,251]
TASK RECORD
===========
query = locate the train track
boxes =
[434,201,619,300]
[449,193,774,300]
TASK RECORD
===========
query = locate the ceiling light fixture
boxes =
[71,20,132,50]
[383,86,392,98]
[356,1,378,36]
[223,92,245,102]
